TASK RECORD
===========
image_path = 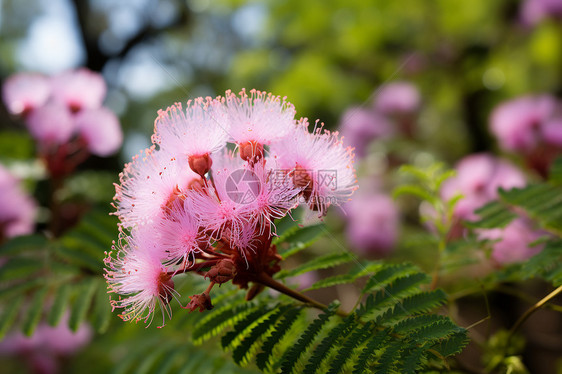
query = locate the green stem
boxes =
[255,272,348,318]
[508,285,562,338]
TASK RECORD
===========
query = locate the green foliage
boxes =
[394,163,459,236]
[0,208,117,338]
[466,160,562,286]
[176,229,467,373]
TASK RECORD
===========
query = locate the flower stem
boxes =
[254,272,348,317]
[508,284,562,338]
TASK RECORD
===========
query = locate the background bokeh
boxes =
[1,0,562,373]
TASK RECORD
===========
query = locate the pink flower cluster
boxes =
[345,191,399,257]
[339,81,421,157]
[490,95,562,177]
[106,89,357,325]
[2,69,122,176]
[0,164,36,241]
[520,0,562,26]
[0,314,91,374]
[441,154,544,265]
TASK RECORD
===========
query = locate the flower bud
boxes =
[185,292,213,312]
[188,153,213,177]
[239,141,264,163]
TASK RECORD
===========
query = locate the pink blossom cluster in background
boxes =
[2,69,122,177]
[489,95,562,177]
[441,153,544,265]
[339,81,420,157]
[0,314,92,374]
[344,190,399,257]
[106,89,357,325]
[520,0,562,26]
[0,164,36,241]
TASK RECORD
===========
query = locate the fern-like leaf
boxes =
[279,302,339,373]
[303,315,357,374]
[256,306,303,371]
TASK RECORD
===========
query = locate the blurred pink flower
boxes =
[345,192,398,256]
[50,68,106,112]
[490,95,557,152]
[541,118,562,147]
[521,0,562,26]
[0,164,36,239]
[25,104,75,145]
[373,82,421,116]
[339,107,393,158]
[0,313,92,374]
[441,154,526,221]
[2,73,51,116]
[478,218,544,265]
[75,107,123,156]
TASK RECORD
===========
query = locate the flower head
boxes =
[158,199,203,267]
[105,228,176,326]
[113,147,201,228]
[153,97,229,174]
[270,119,357,216]
[224,89,296,149]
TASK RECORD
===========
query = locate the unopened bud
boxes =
[239,141,264,163]
[185,292,214,312]
[205,259,236,284]
[189,154,213,177]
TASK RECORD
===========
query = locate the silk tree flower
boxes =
[224,89,297,161]
[490,95,557,153]
[478,218,545,265]
[373,81,421,116]
[105,228,176,326]
[113,147,202,228]
[74,107,123,157]
[339,107,393,158]
[108,89,357,323]
[189,162,256,247]
[270,119,357,216]
[246,161,301,230]
[157,200,203,267]
[344,192,399,257]
[153,97,229,176]
[2,73,51,116]
[0,164,37,240]
[50,68,107,112]
[441,154,526,222]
